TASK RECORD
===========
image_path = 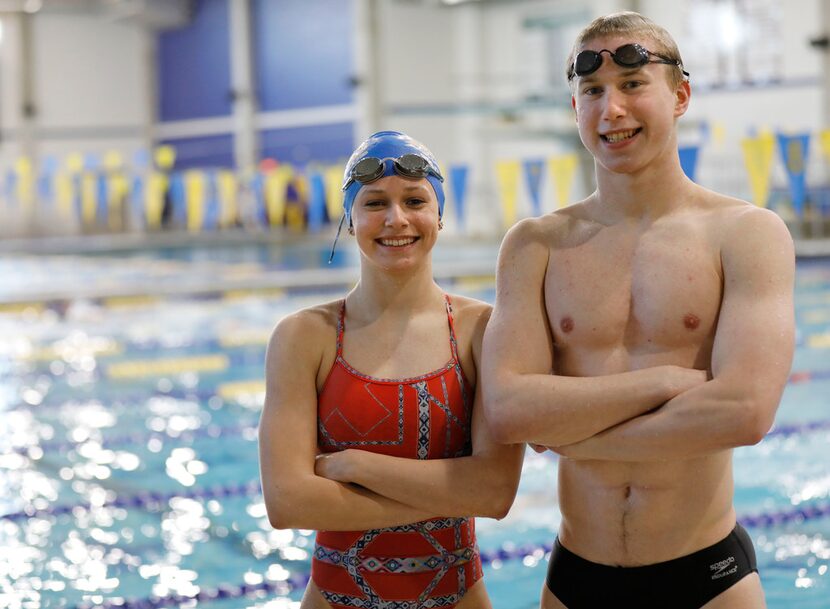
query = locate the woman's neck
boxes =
[347,261,443,320]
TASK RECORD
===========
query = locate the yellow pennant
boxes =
[549,154,579,209]
[54,173,73,219]
[81,172,97,225]
[286,203,305,231]
[108,174,130,231]
[820,129,830,162]
[217,170,238,228]
[740,134,775,208]
[712,122,727,149]
[324,165,344,221]
[495,160,521,228]
[184,171,206,232]
[293,173,309,201]
[145,173,168,229]
[286,174,308,231]
[104,150,124,171]
[154,145,176,171]
[264,166,293,226]
[14,157,34,208]
[66,153,84,174]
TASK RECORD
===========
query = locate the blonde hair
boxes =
[566,12,687,89]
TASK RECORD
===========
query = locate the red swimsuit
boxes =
[313,295,483,609]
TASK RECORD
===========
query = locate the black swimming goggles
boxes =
[569,43,689,80]
[342,154,443,191]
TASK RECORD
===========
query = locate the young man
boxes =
[481,12,794,609]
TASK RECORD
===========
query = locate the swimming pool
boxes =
[0,243,828,608]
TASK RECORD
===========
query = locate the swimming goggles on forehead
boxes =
[569,43,689,80]
[342,154,444,191]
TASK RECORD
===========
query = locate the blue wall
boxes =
[252,0,354,111]
[160,134,234,169]
[259,123,354,166]
[156,0,355,168]
[158,0,232,122]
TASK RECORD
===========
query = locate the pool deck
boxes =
[0,228,827,305]
[0,229,498,305]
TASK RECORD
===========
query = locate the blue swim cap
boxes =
[341,131,445,224]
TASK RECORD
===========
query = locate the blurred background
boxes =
[1,1,829,609]
[0,0,828,244]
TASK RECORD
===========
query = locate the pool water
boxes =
[0,247,828,609]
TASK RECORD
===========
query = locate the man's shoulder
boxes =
[698,189,789,234]
[692,188,793,260]
[503,201,593,250]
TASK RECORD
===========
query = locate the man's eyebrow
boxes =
[578,67,645,84]
[619,67,645,77]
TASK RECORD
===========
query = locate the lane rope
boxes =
[5,479,829,528]
[12,415,830,458]
[61,498,830,609]
[70,574,309,609]
[10,365,828,415]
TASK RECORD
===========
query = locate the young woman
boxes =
[258,131,524,609]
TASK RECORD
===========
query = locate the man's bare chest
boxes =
[544,229,723,351]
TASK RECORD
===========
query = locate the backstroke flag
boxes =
[820,129,830,164]
[777,133,810,217]
[523,159,545,217]
[548,154,578,209]
[678,146,699,182]
[496,160,520,228]
[741,133,775,208]
[449,164,469,229]
[307,171,326,233]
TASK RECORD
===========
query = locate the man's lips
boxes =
[600,128,642,143]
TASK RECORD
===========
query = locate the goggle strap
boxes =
[327,212,347,264]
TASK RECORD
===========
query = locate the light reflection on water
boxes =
[0,268,827,608]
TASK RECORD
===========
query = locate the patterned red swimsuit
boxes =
[313,295,482,609]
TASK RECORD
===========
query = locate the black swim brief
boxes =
[545,524,758,609]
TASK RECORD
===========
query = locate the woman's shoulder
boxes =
[447,293,492,316]
[446,293,492,340]
[268,299,342,352]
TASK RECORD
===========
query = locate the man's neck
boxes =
[592,154,694,223]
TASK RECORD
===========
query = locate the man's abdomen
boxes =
[557,453,736,566]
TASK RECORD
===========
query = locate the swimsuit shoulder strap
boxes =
[335,300,346,357]
[444,293,461,363]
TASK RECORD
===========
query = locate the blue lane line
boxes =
[70,575,310,609]
[5,479,829,528]
[60,498,830,609]
[12,415,830,458]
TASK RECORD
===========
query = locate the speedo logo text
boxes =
[710,556,737,580]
